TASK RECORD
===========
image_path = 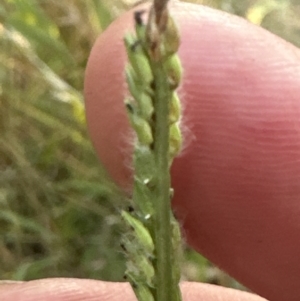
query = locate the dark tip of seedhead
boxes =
[134,9,147,26]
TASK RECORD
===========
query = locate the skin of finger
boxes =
[0,279,268,301]
[84,2,300,301]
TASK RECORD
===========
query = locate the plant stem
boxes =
[150,2,175,299]
[152,61,173,300]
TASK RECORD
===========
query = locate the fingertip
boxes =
[0,279,267,301]
[1,279,135,301]
[181,282,268,301]
[84,2,300,300]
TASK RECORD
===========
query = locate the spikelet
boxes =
[122,5,183,301]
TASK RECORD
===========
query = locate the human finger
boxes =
[84,3,300,301]
[0,279,267,301]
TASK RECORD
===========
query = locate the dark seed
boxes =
[127,205,135,213]
[134,10,146,26]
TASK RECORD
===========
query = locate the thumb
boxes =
[84,3,300,301]
[0,279,267,301]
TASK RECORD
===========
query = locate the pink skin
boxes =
[2,2,300,301]
[84,2,300,301]
[1,279,267,301]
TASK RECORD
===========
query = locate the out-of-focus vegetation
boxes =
[1,0,299,288]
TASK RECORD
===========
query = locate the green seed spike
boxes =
[169,123,182,160]
[122,210,154,254]
[125,267,154,292]
[125,63,154,96]
[124,33,153,85]
[145,7,162,61]
[138,93,154,121]
[171,219,182,283]
[125,100,153,145]
[135,254,155,286]
[133,177,154,216]
[134,285,155,301]
[134,146,156,182]
[134,10,147,45]
[125,65,154,121]
[169,218,182,301]
[169,92,181,124]
[123,2,184,301]
[127,278,155,301]
[163,53,183,89]
[161,13,181,57]
[123,239,155,286]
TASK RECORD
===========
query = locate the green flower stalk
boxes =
[122,1,183,301]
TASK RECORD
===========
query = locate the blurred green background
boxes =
[1,0,299,289]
